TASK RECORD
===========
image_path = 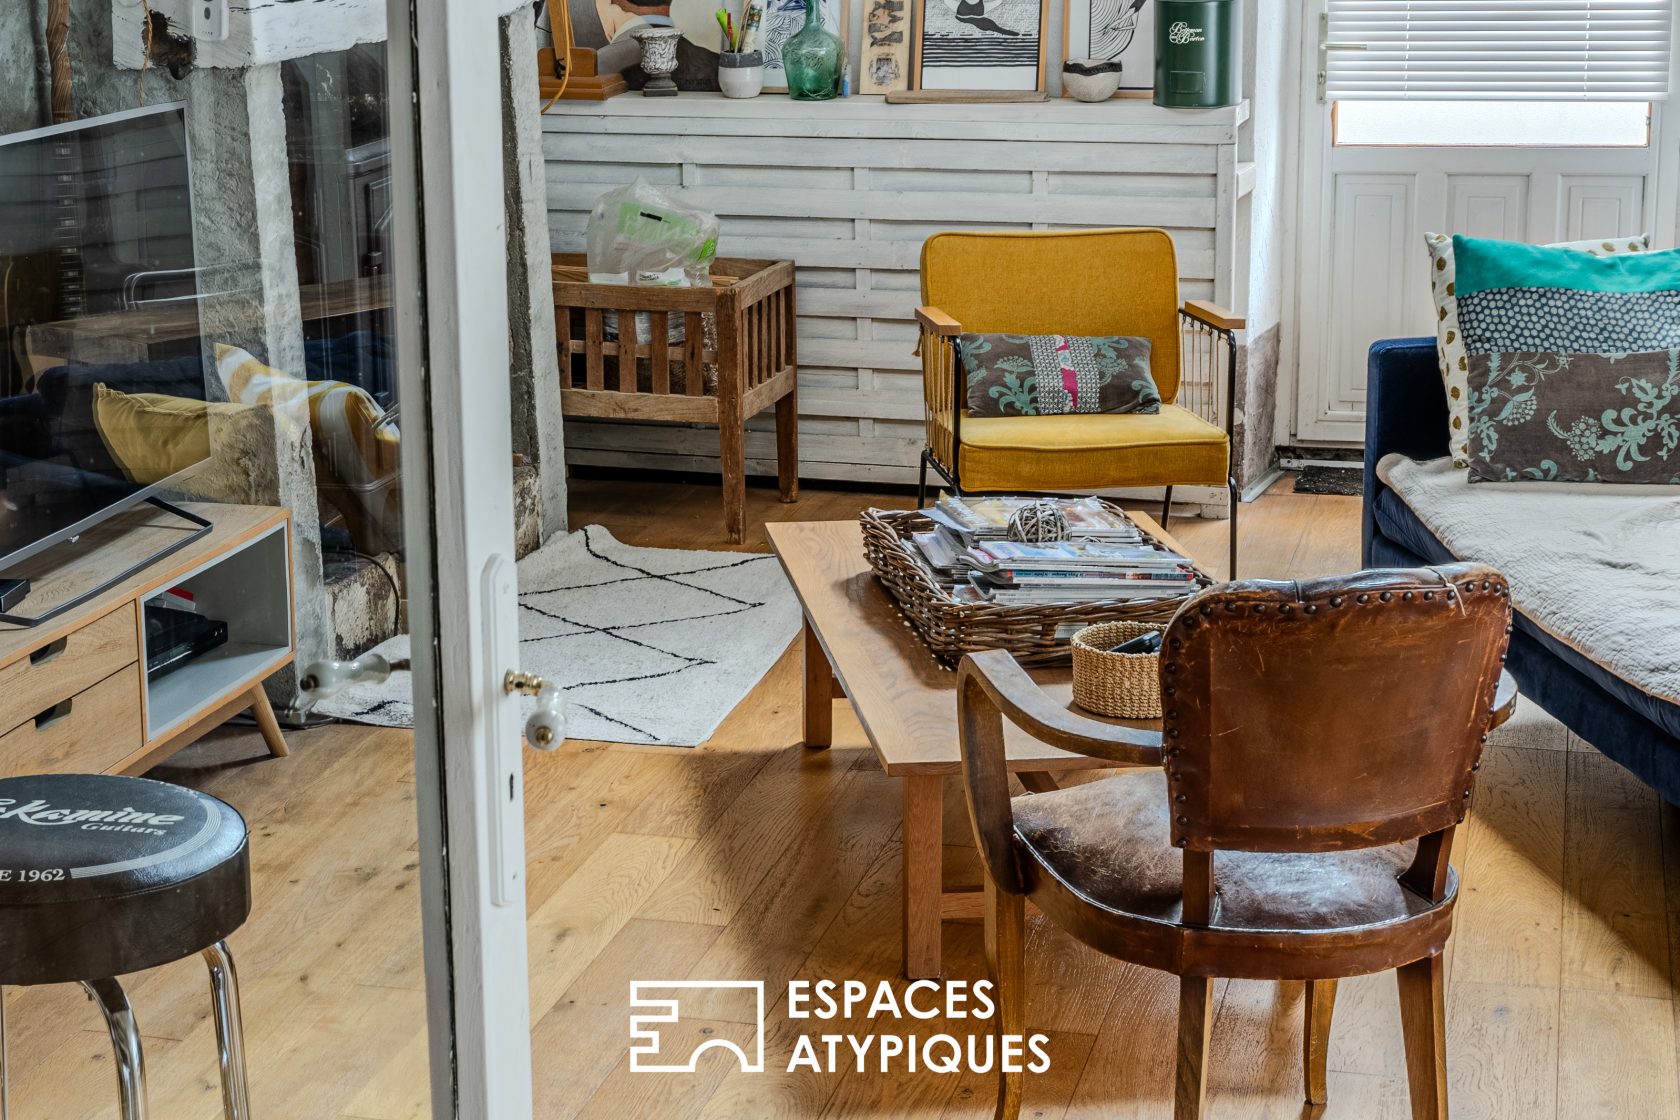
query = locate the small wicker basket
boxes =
[1071,621,1166,719]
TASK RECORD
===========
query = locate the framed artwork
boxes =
[758,0,846,92]
[911,0,1049,93]
[1063,0,1154,97]
[859,0,913,93]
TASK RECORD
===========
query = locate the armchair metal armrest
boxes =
[957,649,1164,896]
[916,305,963,337]
[1181,299,1245,332]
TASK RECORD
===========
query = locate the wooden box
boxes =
[551,254,800,542]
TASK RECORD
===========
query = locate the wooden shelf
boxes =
[545,91,1250,144]
[0,503,294,777]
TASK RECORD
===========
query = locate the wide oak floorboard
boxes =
[4,474,1673,1118]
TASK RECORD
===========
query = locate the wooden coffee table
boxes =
[767,517,1519,981]
[768,515,1176,979]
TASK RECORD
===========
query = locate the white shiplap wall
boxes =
[544,95,1250,488]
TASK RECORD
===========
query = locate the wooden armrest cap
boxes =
[959,649,1165,766]
[1182,299,1245,331]
[916,306,963,336]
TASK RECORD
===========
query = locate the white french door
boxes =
[1292,13,1680,444]
[387,1,538,1117]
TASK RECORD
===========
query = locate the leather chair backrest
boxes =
[920,228,1184,403]
[1161,564,1511,854]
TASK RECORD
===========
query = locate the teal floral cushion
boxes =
[1466,348,1680,484]
[956,333,1160,418]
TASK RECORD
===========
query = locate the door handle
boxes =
[1317,11,1368,103]
[298,654,394,702]
[504,671,567,751]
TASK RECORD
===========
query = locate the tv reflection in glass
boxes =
[0,102,213,606]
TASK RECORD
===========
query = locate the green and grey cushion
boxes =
[1425,231,1648,468]
[1453,235,1680,354]
[957,333,1160,418]
[1452,235,1680,484]
[1466,348,1680,484]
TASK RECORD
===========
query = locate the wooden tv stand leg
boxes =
[247,685,289,758]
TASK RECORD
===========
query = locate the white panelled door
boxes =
[1292,8,1678,444]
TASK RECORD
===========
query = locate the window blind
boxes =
[1324,1,1674,101]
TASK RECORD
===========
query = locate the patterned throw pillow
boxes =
[1466,349,1680,484]
[957,333,1160,418]
[1453,235,1680,355]
[1425,231,1649,468]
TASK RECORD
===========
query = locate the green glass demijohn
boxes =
[782,0,842,100]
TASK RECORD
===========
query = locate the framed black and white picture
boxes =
[911,0,1049,92]
[1063,0,1153,96]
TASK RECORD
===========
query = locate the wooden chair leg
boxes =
[775,390,799,504]
[719,405,747,544]
[248,684,289,758]
[917,451,930,510]
[984,877,1026,1120]
[1160,485,1174,529]
[1397,955,1448,1120]
[1304,978,1336,1106]
[1174,975,1214,1120]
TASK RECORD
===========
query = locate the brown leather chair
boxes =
[956,564,1514,1120]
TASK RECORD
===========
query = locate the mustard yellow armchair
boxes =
[915,227,1242,577]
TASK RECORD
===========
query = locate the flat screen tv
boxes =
[0,102,208,576]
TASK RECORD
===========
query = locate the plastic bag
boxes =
[585,178,718,289]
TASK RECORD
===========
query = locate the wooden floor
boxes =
[7,473,1679,1118]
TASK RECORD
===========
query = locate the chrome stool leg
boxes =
[203,941,251,1119]
[83,978,147,1120]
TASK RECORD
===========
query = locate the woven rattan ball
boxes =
[1006,501,1068,544]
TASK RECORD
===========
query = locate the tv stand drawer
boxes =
[0,604,139,737]
[0,666,144,777]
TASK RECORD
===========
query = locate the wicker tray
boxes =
[859,507,1214,667]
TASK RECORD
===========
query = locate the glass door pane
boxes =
[0,10,483,1116]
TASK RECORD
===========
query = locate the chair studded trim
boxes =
[1162,564,1512,854]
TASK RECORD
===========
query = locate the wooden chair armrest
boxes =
[916,305,963,337]
[961,650,1165,766]
[1182,299,1245,332]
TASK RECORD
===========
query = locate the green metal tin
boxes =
[1153,0,1240,109]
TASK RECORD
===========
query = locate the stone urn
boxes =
[638,27,682,97]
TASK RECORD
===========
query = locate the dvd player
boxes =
[145,603,229,681]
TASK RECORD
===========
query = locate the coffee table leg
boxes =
[802,618,832,750]
[902,774,944,979]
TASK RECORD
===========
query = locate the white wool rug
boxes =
[317,525,802,746]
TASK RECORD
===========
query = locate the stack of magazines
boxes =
[907,496,1196,604]
[924,495,1143,546]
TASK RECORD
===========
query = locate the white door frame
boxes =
[388,1,534,1116]
[1288,0,1680,446]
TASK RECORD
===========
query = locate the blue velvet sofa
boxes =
[1362,336,1680,803]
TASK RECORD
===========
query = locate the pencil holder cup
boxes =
[718,50,764,98]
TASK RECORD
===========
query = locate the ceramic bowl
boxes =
[1063,58,1123,102]
[718,51,765,99]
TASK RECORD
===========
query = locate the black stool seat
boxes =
[0,774,250,986]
